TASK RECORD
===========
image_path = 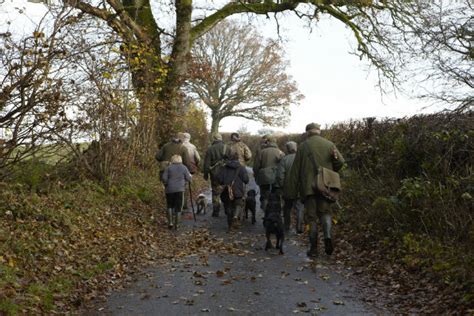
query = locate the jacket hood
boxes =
[226,159,241,169]
[266,142,278,148]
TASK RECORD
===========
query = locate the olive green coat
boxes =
[203,140,226,180]
[253,142,284,185]
[287,134,344,199]
[155,141,191,171]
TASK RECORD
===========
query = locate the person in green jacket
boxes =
[155,133,191,180]
[287,123,345,257]
[276,141,304,233]
[203,133,227,217]
[253,135,284,213]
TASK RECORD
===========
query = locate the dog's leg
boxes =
[265,232,272,250]
[279,233,284,255]
[251,206,256,224]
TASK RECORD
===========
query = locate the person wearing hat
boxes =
[287,123,345,257]
[203,133,227,217]
[216,151,249,231]
[181,132,201,211]
[155,132,191,180]
[253,135,284,213]
[276,141,304,233]
[225,132,252,167]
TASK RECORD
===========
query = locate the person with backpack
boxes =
[253,135,284,213]
[216,151,249,231]
[276,141,304,233]
[161,155,192,229]
[203,133,227,217]
[287,123,345,257]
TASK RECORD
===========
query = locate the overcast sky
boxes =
[1,1,442,134]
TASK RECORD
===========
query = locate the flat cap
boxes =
[305,122,321,132]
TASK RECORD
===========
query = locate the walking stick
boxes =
[188,182,197,222]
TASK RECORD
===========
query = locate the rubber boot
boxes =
[307,223,318,258]
[212,203,220,217]
[166,209,173,229]
[321,213,333,255]
[173,211,181,230]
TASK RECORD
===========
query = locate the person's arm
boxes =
[181,146,191,171]
[162,166,169,185]
[184,165,192,182]
[194,146,201,165]
[253,150,261,175]
[241,166,250,184]
[287,147,303,199]
[244,144,252,162]
[155,147,164,162]
[203,148,211,180]
[276,158,285,188]
[331,146,345,172]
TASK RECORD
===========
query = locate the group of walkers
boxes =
[155,123,345,258]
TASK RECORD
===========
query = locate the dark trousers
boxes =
[165,192,184,213]
[282,198,304,232]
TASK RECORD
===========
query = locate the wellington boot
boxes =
[307,223,318,258]
[324,238,334,255]
[166,209,173,229]
[306,246,318,258]
[173,212,181,230]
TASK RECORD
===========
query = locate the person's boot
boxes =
[306,223,318,258]
[166,209,173,229]
[324,238,333,255]
[321,214,333,255]
[173,211,181,230]
[212,203,220,217]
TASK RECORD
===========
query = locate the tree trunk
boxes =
[210,114,221,135]
[157,0,193,139]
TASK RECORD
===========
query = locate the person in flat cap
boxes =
[203,133,227,217]
[287,122,345,257]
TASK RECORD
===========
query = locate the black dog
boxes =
[262,192,284,255]
[196,194,207,214]
[244,189,257,224]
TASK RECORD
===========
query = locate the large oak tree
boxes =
[186,21,304,134]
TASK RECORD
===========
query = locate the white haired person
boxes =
[161,154,192,229]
